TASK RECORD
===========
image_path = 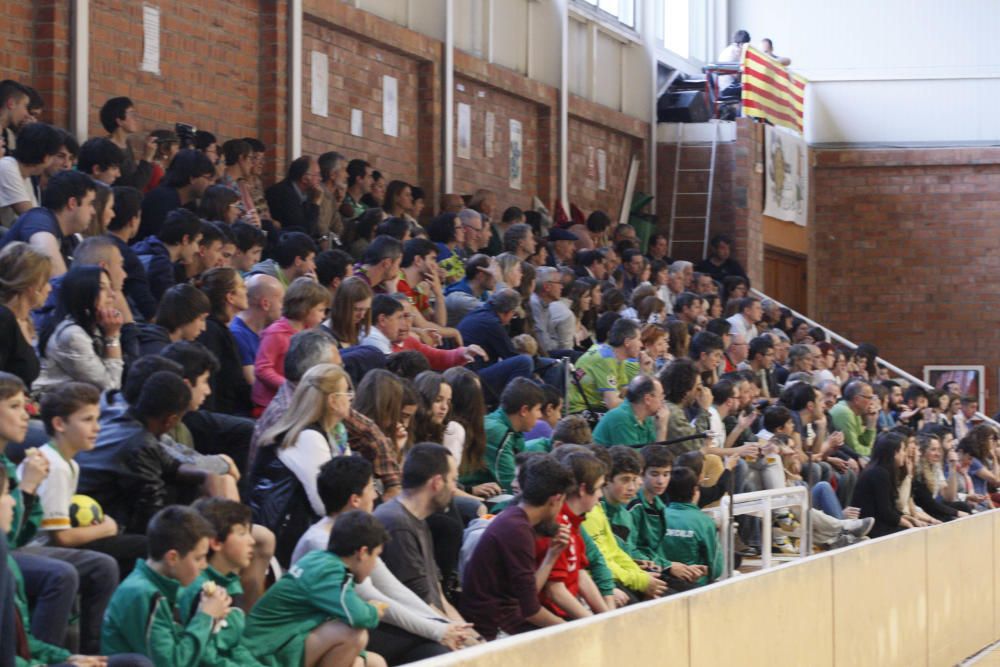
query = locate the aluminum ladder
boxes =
[668,120,720,259]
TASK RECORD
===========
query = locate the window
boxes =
[574,0,635,29]
[656,0,712,65]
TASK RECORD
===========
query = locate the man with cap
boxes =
[548,227,579,268]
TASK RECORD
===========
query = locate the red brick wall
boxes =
[0,1,34,82]
[451,75,540,210]
[655,118,763,286]
[567,111,644,217]
[811,147,1000,413]
[88,0,262,148]
[302,17,422,185]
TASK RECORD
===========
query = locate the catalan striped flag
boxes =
[741,44,807,133]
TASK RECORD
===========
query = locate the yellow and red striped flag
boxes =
[741,45,807,133]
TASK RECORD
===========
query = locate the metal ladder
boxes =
[668,120,720,259]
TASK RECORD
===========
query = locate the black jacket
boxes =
[265,179,319,238]
[135,322,172,357]
[76,404,182,535]
[851,465,904,539]
[196,316,252,416]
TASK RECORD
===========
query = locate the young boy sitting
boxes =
[525,414,592,454]
[662,467,723,586]
[477,378,546,493]
[177,497,264,666]
[524,384,563,442]
[534,449,609,619]
[628,444,706,590]
[27,382,148,574]
[245,510,388,667]
[102,505,233,666]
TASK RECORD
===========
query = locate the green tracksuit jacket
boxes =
[626,493,674,569]
[101,559,216,666]
[9,555,73,667]
[245,550,379,667]
[481,408,525,493]
[177,566,266,667]
[661,502,723,585]
[3,454,41,548]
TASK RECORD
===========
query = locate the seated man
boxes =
[568,318,647,415]
[444,254,495,327]
[137,149,215,240]
[247,230,317,287]
[135,284,210,357]
[461,454,575,638]
[264,155,321,237]
[455,288,538,400]
[0,168,96,276]
[373,444,469,625]
[530,266,575,356]
[659,358,713,450]
[593,375,670,447]
[106,185,158,321]
[0,122,63,227]
[133,208,203,300]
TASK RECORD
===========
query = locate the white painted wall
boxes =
[728,0,1000,144]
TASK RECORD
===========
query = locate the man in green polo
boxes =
[593,375,670,447]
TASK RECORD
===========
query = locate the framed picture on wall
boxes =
[923,365,985,406]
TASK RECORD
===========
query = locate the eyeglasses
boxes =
[333,391,355,399]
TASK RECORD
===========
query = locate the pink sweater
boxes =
[252,317,299,407]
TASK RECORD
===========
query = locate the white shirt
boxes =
[726,313,758,344]
[707,406,726,449]
[277,429,345,516]
[0,156,36,210]
[359,326,393,354]
[22,444,78,541]
[442,421,465,462]
[717,43,744,90]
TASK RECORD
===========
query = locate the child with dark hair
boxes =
[661,467,722,585]
[176,498,264,666]
[523,384,563,446]
[102,505,231,665]
[246,510,389,667]
[476,377,546,493]
[533,450,609,619]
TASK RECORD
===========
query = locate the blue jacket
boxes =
[456,303,518,365]
[107,233,158,321]
[133,236,177,301]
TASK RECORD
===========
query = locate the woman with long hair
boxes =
[196,267,252,415]
[0,242,51,388]
[494,252,523,291]
[914,432,967,521]
[567,279,597,351]
[250,363,353,564]
[443,367,501,499]
[507,261,536,338]
[86,182,115,237]
[666,319,691,359]
[382,180,412,218]
[198,184,241,224]
[351,369,408,463]
[325,276,372,348]
[412,371,450,446]
[851,431,913,537]
[35,265,123,394]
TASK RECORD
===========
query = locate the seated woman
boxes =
[250,363,353,566]
[196,267,253,416]
[852,431,914,537]
[0,242,51,389]
[914,431,968,522]
[442,366,501,501]
[135,283,210,357]
[252,277,330,408]
[323,276,372,350]
[35,265,124,395]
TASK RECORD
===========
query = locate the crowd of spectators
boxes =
[0,80,994,667]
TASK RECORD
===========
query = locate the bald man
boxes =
[230,273,285,384]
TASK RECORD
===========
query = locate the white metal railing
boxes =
[750,287,1000,428]
[703,485,810,579]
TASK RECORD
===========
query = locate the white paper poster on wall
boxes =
[141,5,161,74]
[509,119,523,190]
[310,51,328,117]
[597,149,607,191]
[457,103,471,160]
[484,112,495,158]
[351,109,363,137]
[382,75,398,137]
[764,124,808,226]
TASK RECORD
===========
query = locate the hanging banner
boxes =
[764,124,808,226]
[509,119,523,190]
[742,44,807,133]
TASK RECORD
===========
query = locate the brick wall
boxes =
[0,1,34,82]
[655,118,763,286]
[811,147,1000,413]
[88,0,263,149]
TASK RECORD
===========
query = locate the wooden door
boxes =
[763,246,808,315]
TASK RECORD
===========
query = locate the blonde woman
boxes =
[0,242,51,388]
[250,363,354,560]
[494,252,523,291]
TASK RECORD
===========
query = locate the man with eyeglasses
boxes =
[828,380,878,460]
[530,266,575,356]
[458,208,487,257]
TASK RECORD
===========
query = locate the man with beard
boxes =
[374,444,469,625]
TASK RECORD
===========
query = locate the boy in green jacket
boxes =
[474,378,545,493]
[661,467,722,585]
[627,445,705,589]
[245,510,388,667]
[102,505,232,665]
[178,498,265,667]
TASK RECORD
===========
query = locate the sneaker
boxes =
[841,517,875,538]
[772,535,798,555]
[826,533,859,550]
[775,514,800,533]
